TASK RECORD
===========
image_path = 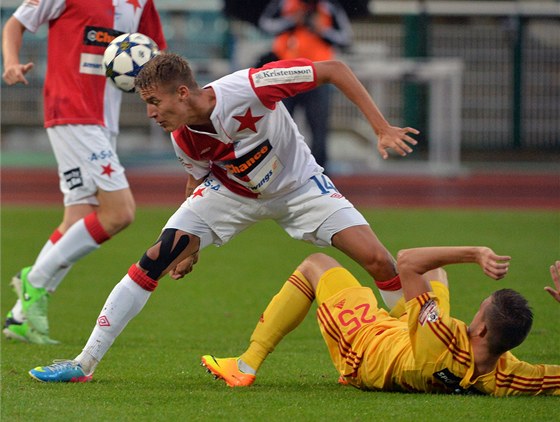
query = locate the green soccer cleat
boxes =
[13,267,52,337]
[3,311,59,345]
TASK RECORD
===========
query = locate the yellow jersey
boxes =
[316,267,560,396]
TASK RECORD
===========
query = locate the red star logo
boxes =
[101,163,115,177]
[126,0,141,12]
[233,108,263,133]
[192,187,205,198]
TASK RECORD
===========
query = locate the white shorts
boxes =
[47,125,129,206]
[164,174,368,249]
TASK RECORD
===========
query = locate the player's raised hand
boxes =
[544,261,560,303]
[477,247,511,280]
[376,126,419,160]
[2,62,34,85]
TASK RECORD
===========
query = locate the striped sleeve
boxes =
[492,353,560,396]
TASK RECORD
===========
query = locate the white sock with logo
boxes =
[75,275,151,374]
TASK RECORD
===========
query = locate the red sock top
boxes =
[84,212,111,244]
[128,264,158,292]
[375,274,402,291]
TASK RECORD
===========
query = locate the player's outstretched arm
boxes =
[545,260,560,303]
[314,60,419,159]
[2,16,34,86]
[397,246,511,301]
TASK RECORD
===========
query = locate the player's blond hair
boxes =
[135,52,198,92]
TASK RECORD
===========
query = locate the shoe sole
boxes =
[28,370,93,383]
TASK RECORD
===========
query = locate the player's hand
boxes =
[2,62,34,85]
[476,247,511,280]
[544,260,560,303]
[376,126,419,160]
[168,252,199,280]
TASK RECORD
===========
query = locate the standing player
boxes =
[201,249,560,396]
[27,52,419,381]
[2,0,167,344]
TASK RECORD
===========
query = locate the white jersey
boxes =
[171,58,324,198]
[13,0,166,134]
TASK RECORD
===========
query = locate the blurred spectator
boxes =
[259,0,352,171]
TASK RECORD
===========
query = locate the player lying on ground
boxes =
[201,252,560,396]
[26,52,419,382]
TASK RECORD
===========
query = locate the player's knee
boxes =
[138,228,193,280]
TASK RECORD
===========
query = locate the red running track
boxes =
[1,168,559,210]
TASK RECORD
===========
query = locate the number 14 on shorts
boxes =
[311,175,339,195]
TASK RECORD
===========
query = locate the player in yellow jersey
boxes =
[202,250,560,396]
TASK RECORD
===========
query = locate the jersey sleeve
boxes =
[489,352,560,396]
[248,58,318,109]
[138,0,167,50]
[405,289,470,366]
[13,0,65,33]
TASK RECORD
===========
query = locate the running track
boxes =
[2,168,559,209]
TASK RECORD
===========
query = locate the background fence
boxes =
[1,1,559,168]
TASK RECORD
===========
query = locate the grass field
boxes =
[1,206,559,421]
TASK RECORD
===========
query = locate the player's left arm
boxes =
[313,60,419,159]
[397,246,511,302]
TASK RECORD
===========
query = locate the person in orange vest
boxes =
[259,0,352,171]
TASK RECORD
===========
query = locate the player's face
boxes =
[139,84,189,132]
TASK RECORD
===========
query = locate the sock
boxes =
[240,270,314,372]
[75,270,153,374]
[10,229,63,322]
[28,212,110,289]
[375,274,403,309]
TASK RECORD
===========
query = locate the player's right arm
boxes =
[313,60,419,159]
[2,16,34,85]
[397,246,511,302]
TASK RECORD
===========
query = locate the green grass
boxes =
[1,206,559,421]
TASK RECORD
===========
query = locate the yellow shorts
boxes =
[315,267,390,377]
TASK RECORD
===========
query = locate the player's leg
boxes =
[201,254,332,387]
[29,226,201,382]
[28,199,225,381]
[277,176,403,308]
[7,126,134,342]
[330,223,403,308]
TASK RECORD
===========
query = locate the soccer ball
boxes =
[103,32,160,93]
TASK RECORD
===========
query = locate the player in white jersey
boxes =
[27,52,422,382]
[2,0,166,344]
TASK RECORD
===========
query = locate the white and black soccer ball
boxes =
[103,32,160,93]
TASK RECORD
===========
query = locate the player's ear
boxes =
[177,85,190,100]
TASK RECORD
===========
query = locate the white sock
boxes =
[378,288,403,309]
[75,275,151,374]
[28,219,101,289]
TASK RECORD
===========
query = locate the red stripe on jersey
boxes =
[416,293,471,367]
[288,275,315,302]
[495,371,560,392]
[248,59,318,109]
[317,303,361,371]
